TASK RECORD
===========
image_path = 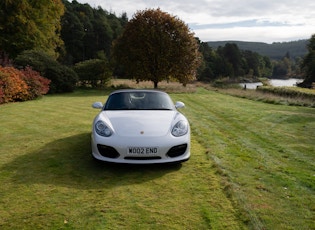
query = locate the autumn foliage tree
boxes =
[0,0,65,58]
[112,8,201,88]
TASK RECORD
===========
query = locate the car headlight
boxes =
[172,120,188,137]
[95,120,112,137]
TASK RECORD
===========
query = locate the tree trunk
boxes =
[153,81,158,89]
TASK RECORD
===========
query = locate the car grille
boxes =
[167,144,187,158]
[97,144,120,158]
[124,156,162,160]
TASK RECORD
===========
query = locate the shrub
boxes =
[74,59,112,88]
[21,66,51,99]
[0,76,5,104]
[0,66,29,103]
[44,64,78,93]
[0,66,51,104]
[14,50,78,93]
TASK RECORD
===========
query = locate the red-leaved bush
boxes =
[0,66,29,103]
[0,66,51,104]
[21,66,51,99]
[0,78,4,103]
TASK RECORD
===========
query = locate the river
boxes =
[239,78,303,89]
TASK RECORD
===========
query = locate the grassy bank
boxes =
[172,88,314,229]
[214,85,315,108]
[0,88,314,229]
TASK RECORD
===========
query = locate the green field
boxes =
[0,88,314,229]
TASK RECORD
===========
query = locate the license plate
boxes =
[127,147,158,155]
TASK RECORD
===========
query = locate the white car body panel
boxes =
[104,111,175,137]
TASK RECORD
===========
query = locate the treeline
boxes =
[207,40,308,60]
[197,42,273,82]
[207,40,306,79]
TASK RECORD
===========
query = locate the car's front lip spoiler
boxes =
[91,151,190,164]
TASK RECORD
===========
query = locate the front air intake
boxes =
[97,144,120,158]
[167,144,187,158]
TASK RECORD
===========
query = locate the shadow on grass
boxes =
[2,133,181,189]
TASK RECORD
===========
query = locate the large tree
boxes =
[217,43,243,78]
[0,0,64,58]
[299,34,315,88]
[112,8,201,88]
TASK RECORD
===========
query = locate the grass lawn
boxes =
[0,86,314,229]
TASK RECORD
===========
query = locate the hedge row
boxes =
[0,66,50,104]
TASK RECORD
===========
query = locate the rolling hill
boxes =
[207,40,308,60]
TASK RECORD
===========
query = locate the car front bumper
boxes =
[91,133,190,164]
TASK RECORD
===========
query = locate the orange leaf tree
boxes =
[112,8,202,88]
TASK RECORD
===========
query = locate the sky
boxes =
[76,0,315,44]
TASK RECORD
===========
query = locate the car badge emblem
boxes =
[140,131,144,134]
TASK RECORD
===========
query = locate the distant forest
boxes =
[207,40,308,60]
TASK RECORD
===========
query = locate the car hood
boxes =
[100,110,179,137]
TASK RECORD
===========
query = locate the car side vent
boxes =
[97,144,120,158]
[167,144,187,158]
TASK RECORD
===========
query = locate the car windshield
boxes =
[104,91,174,110]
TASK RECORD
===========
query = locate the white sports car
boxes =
[91,89,190,164]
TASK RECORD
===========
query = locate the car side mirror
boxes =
[92,102,103,109]
[175,101,185,109]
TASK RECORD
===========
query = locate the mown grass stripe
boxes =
[172,90,315,229]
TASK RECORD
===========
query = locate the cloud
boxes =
[194,25,315,43]
[76,0,315,43]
